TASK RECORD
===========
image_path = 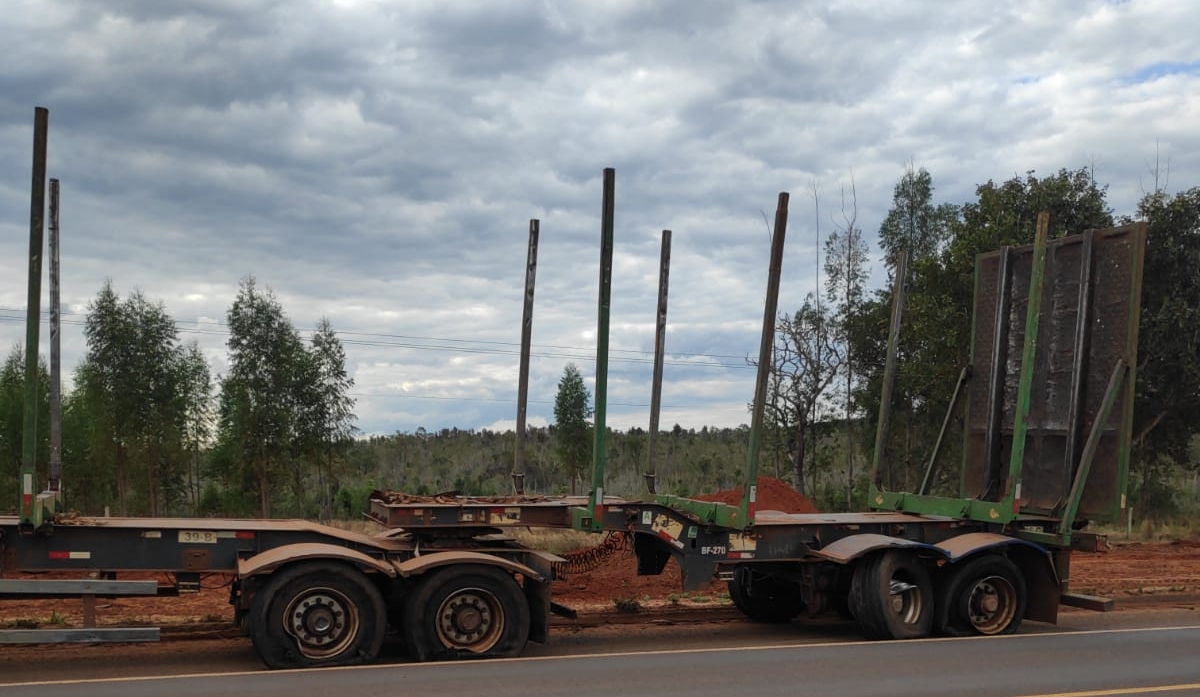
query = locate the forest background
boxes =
[2,165,1198,524]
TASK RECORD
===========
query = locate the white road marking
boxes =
[4,623,1200,688]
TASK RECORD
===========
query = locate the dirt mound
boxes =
[692,476,818,513]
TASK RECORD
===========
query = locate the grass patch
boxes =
[612,597,641,613]
[1094,516,1200,542]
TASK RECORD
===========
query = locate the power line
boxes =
[347,391,694,409]
[0,308,757,370]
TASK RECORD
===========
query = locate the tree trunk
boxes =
[258,462,271,518]
[116,444,128,516]
[793,421,807,496]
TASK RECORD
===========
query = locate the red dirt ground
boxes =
[692,476,819,513]
[1068,539,1200,597]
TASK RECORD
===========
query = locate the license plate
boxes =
[178,530,219,544]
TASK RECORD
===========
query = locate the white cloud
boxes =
[1,0,1196,435]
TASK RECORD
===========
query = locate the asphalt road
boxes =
[3,609,1200,696]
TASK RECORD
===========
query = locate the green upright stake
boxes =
[743,192,789,529]
[21,107,49,526]
[1005,212,1050,516]
[589,168,615,529]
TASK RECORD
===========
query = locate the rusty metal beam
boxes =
[513,219,539,495]
[646,229,671,495]
[48,178,62,493]
[744,193,789,527]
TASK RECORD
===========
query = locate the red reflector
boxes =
[48,551,70,559]
[235,531,255,539]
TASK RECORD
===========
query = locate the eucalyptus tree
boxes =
[298,317,357,519]
[553,363,592,495]
[76,283,189,515]
[216,277,309,517]
[177,341,213,514]
[877,165,958,277]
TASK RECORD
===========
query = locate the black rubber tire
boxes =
[727,566,805,623]
[401,564,531,662]
[935,555,1027,637]
[848,550,934,640]
[248,562,387,669]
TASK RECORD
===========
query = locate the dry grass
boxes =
[510,528,606,554]
[1095,517,1200,542]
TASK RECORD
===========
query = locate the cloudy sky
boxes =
[1,0,1197,436]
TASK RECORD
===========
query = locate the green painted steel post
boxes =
[1061,361,1126,535]
[919,366,969,495]
[743,192,789,529]
[21,107,49,526]
[1116,222,1147,521]
[1005,212,1050,516]
[589,168,615,529]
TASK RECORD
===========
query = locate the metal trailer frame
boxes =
[0,513,564,659]
[869,217,1148,547]
[365,208,1146,647]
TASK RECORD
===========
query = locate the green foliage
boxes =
[73,282,197,515]
[299,317,358,519]
[877,165,958,276]
[213,281,357,518]
[1130,188,1200,479]
[553,363,592,494]
[852,168,1114,491]
[216,277,311,517]
[0,345,49,511]
[5,166,1195,527]
[612,596,641,613]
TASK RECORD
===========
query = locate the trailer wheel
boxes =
[401,564,530,662]
[936,555,1026,636]
[727,566,805,623]
[249,562,386,669]
[848,550,933,640]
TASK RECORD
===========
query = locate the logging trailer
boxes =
[3,110,1147,669]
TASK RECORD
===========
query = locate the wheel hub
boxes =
[285,588,358,658]
[889,579,922,623]
[964,575,1017,634]
[436,588,504,653]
